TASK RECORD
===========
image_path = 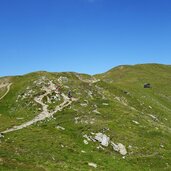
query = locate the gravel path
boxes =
[2,83,77,134]
[0,83,12,101]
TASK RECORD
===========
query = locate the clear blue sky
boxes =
[0,0,171,76]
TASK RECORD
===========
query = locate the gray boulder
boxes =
[94,133,110,147]
[111,142,127,155]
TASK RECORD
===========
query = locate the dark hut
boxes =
[144,83,151,88]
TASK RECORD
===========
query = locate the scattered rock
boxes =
[97,145,105,150]
[81,150,86,153]
[94,133,110,147]
[88,91,93,99]
[84,100,89,104]
[88,162,97,168]
[64,85,69,89]
[94,104,97,108]
[83,134,91,141]
[111,142,120,152]
[114,96,128,106]
[74,117,79,124]
[83,140,89,145]
[56,126,65,130]
[16,117,24,120]
[128,145,132,149]
[74,117,95,125]
[101,127,110,132]
[93,109,101,114]
[38,108,42,111]
[149,106,152,109]
[89,118,95,124]
[58,76,68,84]
[132,120,139,125]
[160,144,164,148]
[102,103,109,106]
[83,134,97,143]
[149,114,159,122]
[80,103,88,107]
[111,142,127,156]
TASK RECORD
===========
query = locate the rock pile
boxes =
[94,133,110,147]
[83,132,127,156]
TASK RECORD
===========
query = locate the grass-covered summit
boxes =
[0,63,171,171]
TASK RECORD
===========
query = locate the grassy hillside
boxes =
[0,64,171,171]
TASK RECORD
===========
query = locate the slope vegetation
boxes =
[0,64,171,171]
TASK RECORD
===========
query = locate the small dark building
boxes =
[144,83,151,88]
[123,90,129,94]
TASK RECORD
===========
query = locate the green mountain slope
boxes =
[0,64,171,171]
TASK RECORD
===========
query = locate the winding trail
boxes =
[1,83,77,134]
[0,83,12,101]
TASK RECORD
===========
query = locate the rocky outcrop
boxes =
[94,133,110,147]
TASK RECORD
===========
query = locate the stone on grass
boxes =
[111,142,127,156]
[132,120,139,125]
[83,140,89,145]
[56,126,65,130]
[80,103,88,107]
[102,103,109,106]
[83,134,91,141]
[93,109,101,114]
[117,143,127,155]
[58,76,68,83]
[81,150,86,153]
[149,114,159,122]
[88,162,97,168]
[97,145,105,150]
[94,133,110,147]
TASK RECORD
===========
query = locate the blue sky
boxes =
[0,0,171,76]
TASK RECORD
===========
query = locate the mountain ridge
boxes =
[1,63,171,78]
